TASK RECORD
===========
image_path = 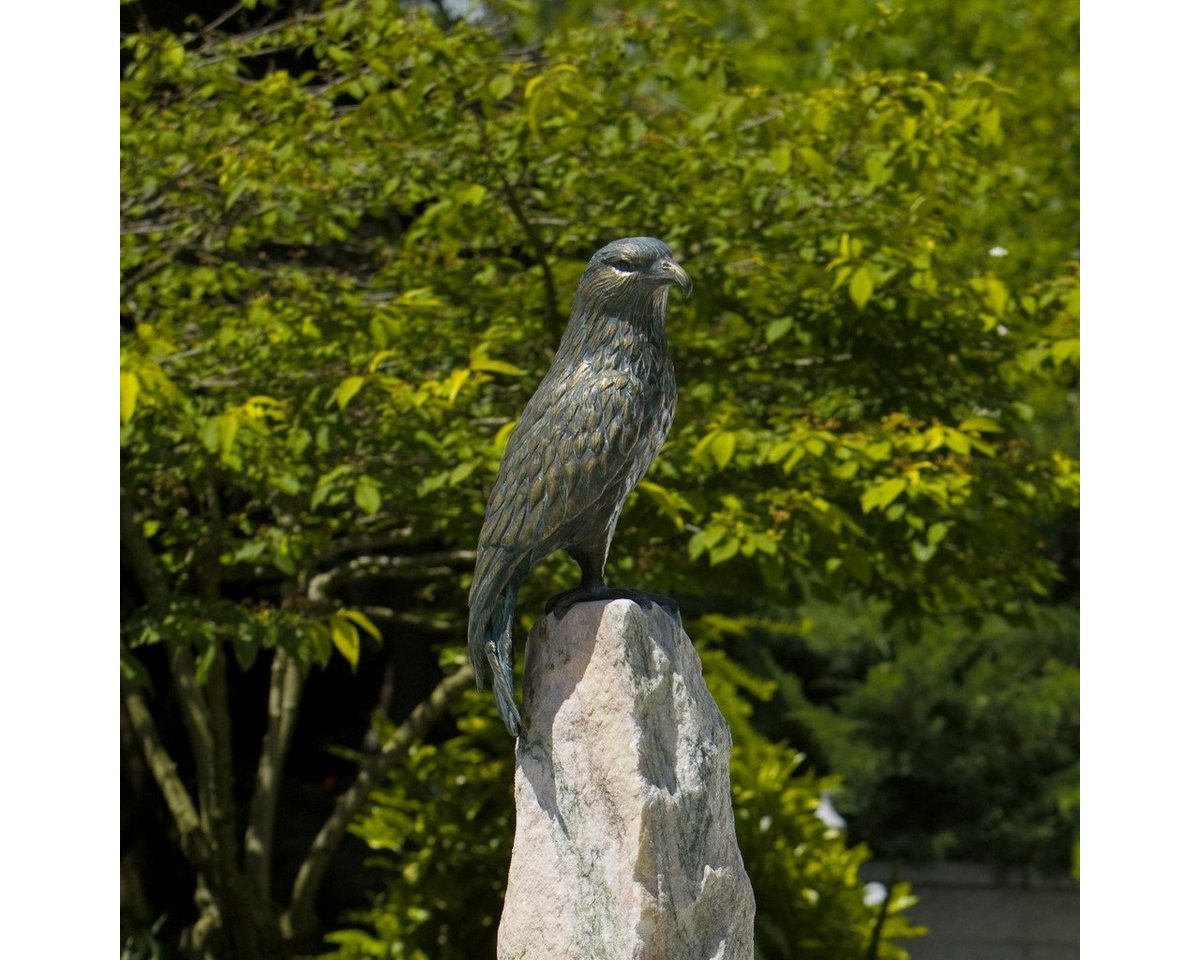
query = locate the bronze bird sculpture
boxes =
[467,236,691,736]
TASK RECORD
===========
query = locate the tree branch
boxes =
[121,676,217,881]
[204,645,244,890]
[121,497,167,605]
[194,483,253,941]
[122,496,218,847]
[359,605,462,636]
[244,648,305,903]
[199,1,244,36]
[306,550,476,604]
[282,662,476,940]
[315,528,415,562]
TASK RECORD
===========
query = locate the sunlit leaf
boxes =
[355,477,382,516]
[861,477,907,513]
[333,376,366,411]
[120,371,140,424]
[765,317,793,344]
[470,357,524,376]
[488,72,515,101]
[711,431,737,469]
[849,267,874,309]
[958,416,1003,433]
[341,609,383,643]
[330,615,360,670]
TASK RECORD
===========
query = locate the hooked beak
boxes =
[653,258,693,298]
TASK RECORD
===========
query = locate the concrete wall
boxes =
[861,861,1079,960]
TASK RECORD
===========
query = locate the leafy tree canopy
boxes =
[122,3,1078,636]
[120,1,1078,957]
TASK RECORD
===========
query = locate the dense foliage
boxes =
[719,602,1080,873]
[531,0,1079,279]
[120,0,1078,957]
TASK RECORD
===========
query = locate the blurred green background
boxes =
[120,0,1078,957]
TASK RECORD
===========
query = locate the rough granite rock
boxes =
[497,599,755,960]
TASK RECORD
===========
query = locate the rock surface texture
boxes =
[497,600,755,960]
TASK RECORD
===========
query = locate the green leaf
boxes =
[272,541,297,576]
[861,477,907,513]
[711,431,737,469]
[849,267,874,309]
[333,376,366,411]
[842,546,873,584]
[331,615,361,670]
[765,317,794,344]
[638,480,687,529]
[341,609,382,642]
[120,371,140,423]
[195,642,217,686]
[979,107,1003,143]
[470,357,524,376]
[232,635,260,672]
[911,540,939,562]
[958,416,1003,433]
[312,464,353,510]
[305,622,332,669]
[217,414,239,457]
[770,143,792,174]
[493,420,517,452]
[121,648,152,689]
[355,477,382,516]
[231,539,266,563]
[368,349,396,373]
[945,429,971,455]
[766,440,794,464]
[984,276,1010,315]
[1051,338,1080,366]
[710,538,740,565]
[459,184,488,206]
[272,473,301,496]
[798,146,830,179]
[445,368,471,404]
[488,72,515,101]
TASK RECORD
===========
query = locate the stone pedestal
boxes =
[497,600,755,960]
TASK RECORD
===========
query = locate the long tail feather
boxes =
[468,546,525,736]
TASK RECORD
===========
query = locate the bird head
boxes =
[584,237,693,300]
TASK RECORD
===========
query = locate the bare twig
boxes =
[199,1,244,37]
[736,110,783,133]
[197,9,327,55]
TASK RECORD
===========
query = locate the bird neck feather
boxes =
[562,285,670,366]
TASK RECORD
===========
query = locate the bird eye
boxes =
[610,257,637,272]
